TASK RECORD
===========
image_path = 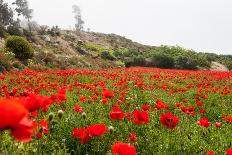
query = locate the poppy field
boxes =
[0,67,232,155]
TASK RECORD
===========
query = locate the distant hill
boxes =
[0,30,231,71]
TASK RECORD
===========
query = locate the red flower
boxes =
[196,100,203,106]
[20,94,52,112]
[128,132,137,142]
[226,148,232,155]
[207,151,214,155]
[87,124,108,137]
[102,90,113,98]
[109,107,125,120]
[160,113,179,129]
[156,100,169,110]
[215,122,222,128]
[79,128,91,144]
[141,104,151,111]
[38,119,49,134]
[79,96,87,102]
[181,107,195,116]
[112,142,136,155]
[197,118,211,128]
[72,128,80,138]
[175,103,182,108]
[0,98,33,142]
[132,110,149,124]
[74,104,84,113]
[72,124,107,144]
[222,116,232,123]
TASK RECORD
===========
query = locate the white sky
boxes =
[6,0,232,54]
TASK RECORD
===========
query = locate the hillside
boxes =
[0,30,231,71]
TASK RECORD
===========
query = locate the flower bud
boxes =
[82,112,86,119]
[58,110,64,119]
[108,126,115,133]
[48,112,54,121]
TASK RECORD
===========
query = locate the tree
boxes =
[72,5,84,33]
[13,0,33,35]
[0,0,14,27]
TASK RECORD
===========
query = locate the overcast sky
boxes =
[7,0,232,54]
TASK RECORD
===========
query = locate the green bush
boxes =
[151,53,174,68]
[175,56,198,70]
[101,51,115,60]
[5,36,34,60]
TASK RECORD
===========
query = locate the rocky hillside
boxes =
[0,30,231,71]
[25,31,152,69]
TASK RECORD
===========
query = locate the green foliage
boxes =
[81,42,106,53]
[101,51,116,60]
[125,55,146,67]
[123,48,140,57]
[175,56,198,70]
[148,46,210,69]
[151,53,174,68]
[0,25,8,37]
[6,25,22,36]
[5,36,33,60]
[218,55,232,70]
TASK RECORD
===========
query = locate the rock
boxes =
[210,61,229,71]
[43,35,51,42]
[78,40,84,45]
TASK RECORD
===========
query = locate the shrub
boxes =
[151,53,174,68]
[5,36,34,60]
[0,26,8,38]
[175,56,198,70]
[101,51,115,60]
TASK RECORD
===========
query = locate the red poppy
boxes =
[196,100,203,106]
[197,118,211,128]
[0,98,33,142]
[87,124,108,137]
[109,107,125,120]
[181,107,195,116]
[79,96,87,102]
[222,116,232,123]
[112,142,136,155]
[141,104,151,111]
[79,128,91,144]
[128,132,137,142]
[160,113,179,129]
[74,104,84,113]
[156,100,169,110]
[132,110,149,124]
[38,119,49,134]
[215,122,222,128]
[226,148,232,155]
[207,151,214,155]
[102,90,114,98]
[20,94,53,112]
[72,128,80,138]
[72,124,107,144]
